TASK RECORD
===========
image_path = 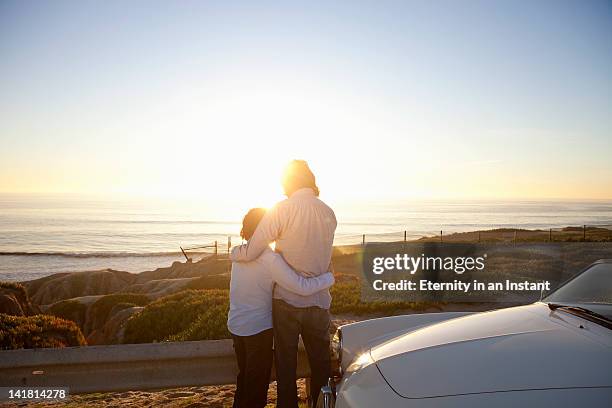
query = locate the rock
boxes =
[86,306,143,345]
[135,256,230,282]
[46,298,89,327]
[124,277,199,299]
[23,269,137,305]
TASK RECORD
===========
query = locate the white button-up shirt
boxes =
[228,248,334,336]
[230,188,337,309]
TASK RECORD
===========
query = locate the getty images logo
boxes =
[372,253,488,275]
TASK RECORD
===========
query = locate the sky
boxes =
[1,0,611,205]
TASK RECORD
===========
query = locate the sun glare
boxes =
[108,79,378,207]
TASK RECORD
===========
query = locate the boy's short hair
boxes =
[240,208,267,240]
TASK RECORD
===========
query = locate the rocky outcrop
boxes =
[44,293,151,341]
[45,295,104,329]
[23,269,137,305]
[134,256,230,282]
[15,255,232,345]
[125,277,199,299]
[22,256,231,307]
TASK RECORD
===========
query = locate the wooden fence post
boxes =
[362,234,366,246]
[440,230,443,243]
[180,246,190,262]
[214,241,218,256]
[549,228,552,242]
[583,225,586,241]
[227,236,231,254]
[404,230,407,242]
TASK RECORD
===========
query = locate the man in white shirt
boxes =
[231,160,337,408]
[228,207,334,408]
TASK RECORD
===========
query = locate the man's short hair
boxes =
[282,160,320,196]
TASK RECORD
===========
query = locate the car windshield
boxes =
[544,262,612,319]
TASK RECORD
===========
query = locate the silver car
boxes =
[319,260,612,407]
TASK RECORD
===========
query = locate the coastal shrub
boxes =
[185,274,230,290]
[123,281,436,344]
[123,289,229,344]
[0,313,86,349]
[47,300,87,327]
[167,301,230,341]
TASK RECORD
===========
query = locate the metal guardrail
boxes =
[0,339,311,394]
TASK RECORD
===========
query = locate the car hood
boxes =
[371,303,612,398]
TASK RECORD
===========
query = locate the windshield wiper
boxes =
[548,303,612,330]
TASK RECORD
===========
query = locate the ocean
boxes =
[1,194,611,281]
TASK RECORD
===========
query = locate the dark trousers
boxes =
[273,299,331,408]
[232,328,274,408]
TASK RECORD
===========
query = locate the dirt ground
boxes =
[1,380,309,408]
